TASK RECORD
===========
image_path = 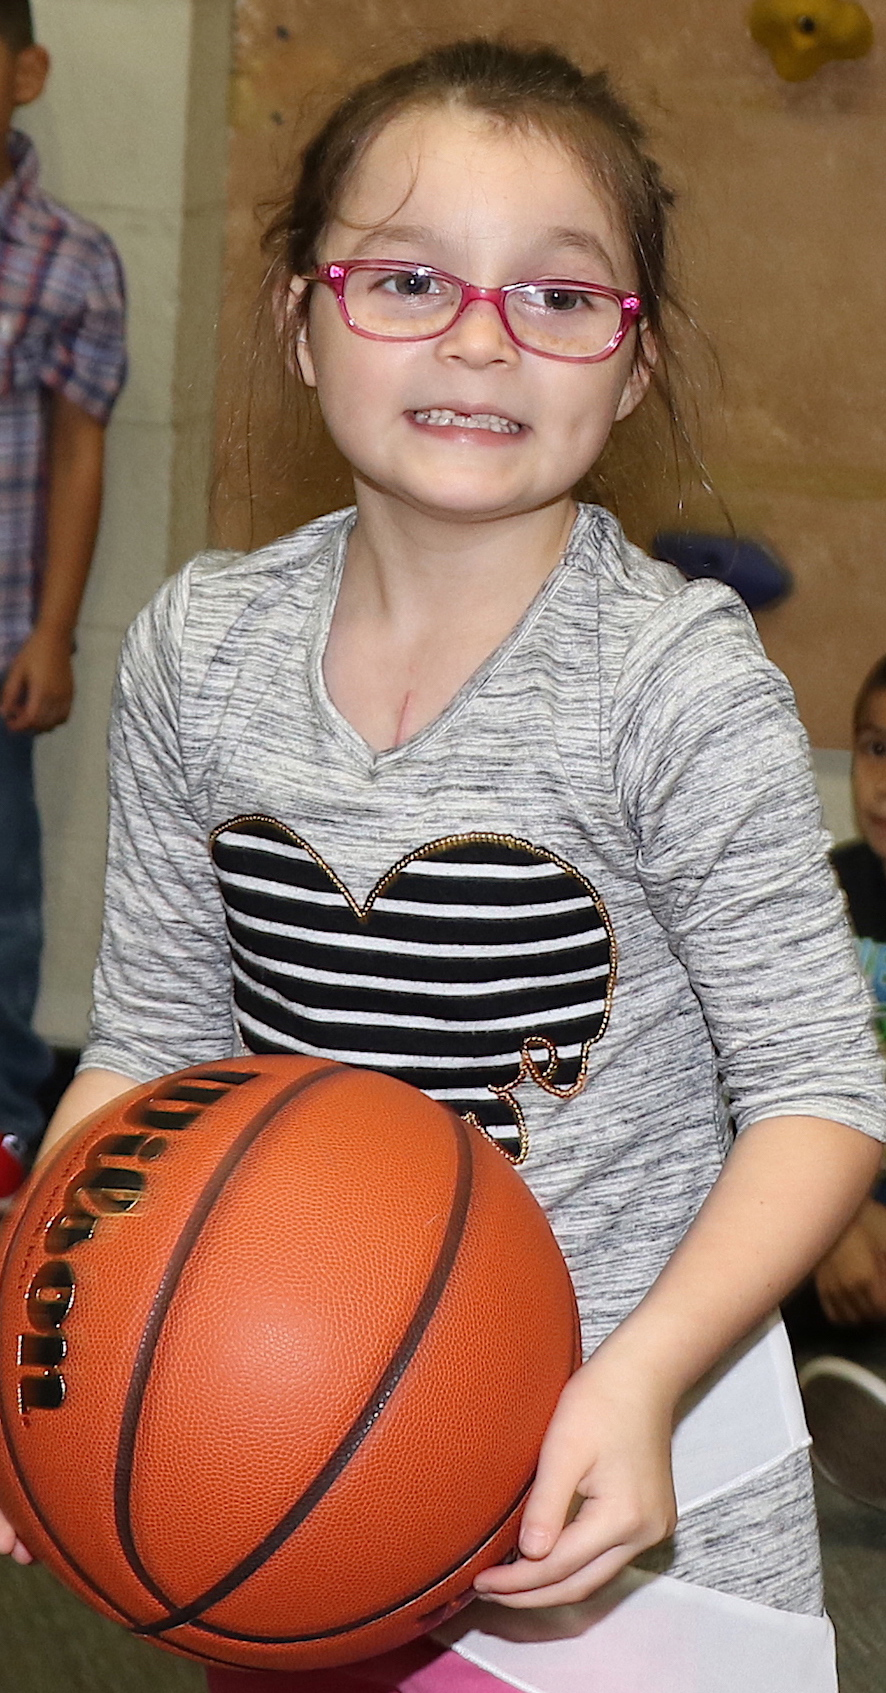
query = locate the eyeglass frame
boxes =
[304,260,643,364]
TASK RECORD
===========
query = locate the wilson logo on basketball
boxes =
[17,1068,258,1415]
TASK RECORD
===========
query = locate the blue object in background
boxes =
[652,532,792,610]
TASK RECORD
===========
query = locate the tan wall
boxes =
[215,0,885,749]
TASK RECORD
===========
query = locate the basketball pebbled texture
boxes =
[0,1056,580,1671]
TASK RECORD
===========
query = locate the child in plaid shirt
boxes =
[0,0,125,1185]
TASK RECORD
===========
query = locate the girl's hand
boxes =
[473,1342,677,1607]
[0,1509,33,1566]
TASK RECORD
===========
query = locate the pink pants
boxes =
[205,1640,510,1691]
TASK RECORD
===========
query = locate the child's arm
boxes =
[0,393,105,732]
[813,1194,886,1324]
[37,1067,139,1163]
[479,584,886,1607]
[475,1110,879,1605]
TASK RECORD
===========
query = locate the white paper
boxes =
[450,1568,837,1693]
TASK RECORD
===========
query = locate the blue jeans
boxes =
[0,709,51,1147]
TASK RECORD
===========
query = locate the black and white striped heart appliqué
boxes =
[209,818,617,1162]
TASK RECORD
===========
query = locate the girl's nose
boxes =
[435,298,518,366]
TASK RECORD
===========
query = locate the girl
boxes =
[6,37,884,1693]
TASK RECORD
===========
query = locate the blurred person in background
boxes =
[796,655,886,1512]
[814,656,886,1327]
[0,0,125,1201]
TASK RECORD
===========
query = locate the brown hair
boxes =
[854,657,886,734]
[263,38,675,372]
[0,1,33,52]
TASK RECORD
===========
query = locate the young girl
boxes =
[6,37,884,1693]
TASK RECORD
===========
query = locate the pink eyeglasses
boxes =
[306,260,642,364]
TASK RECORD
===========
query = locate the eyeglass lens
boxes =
[342,268,624,358]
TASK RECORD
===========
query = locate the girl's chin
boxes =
[355,471,571,523]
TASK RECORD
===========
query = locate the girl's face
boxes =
[853,688,886,864]
[295,106,651,526]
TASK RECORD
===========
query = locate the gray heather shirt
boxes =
[84,503,886,1354]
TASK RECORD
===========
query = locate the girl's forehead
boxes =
[326,105,630,272]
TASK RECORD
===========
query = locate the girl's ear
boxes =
[278,278,317,386]
[614,323,656,422]
[13,45,49,109]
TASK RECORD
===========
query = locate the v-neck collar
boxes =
[306,506,592,775]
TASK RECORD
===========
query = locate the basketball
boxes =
[0,1055,580,1672]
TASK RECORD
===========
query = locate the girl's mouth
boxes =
[411,409,522,435]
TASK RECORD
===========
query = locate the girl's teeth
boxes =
[413,409,520,434]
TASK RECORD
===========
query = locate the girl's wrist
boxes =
[583,1317,689,1415]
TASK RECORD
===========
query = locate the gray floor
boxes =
[819,1474,886,1693]
[805,1318,886,1693]
[0,1556,205,1691]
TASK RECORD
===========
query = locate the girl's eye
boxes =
[379,271,440,298]
[521,286,603,314]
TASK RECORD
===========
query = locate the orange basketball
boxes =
[0,1056,579,1672]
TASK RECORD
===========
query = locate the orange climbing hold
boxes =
[749,0,873,80]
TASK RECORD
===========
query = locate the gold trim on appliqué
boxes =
[209,818,618,1166]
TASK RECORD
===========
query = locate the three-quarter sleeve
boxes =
[81,567,235,1081]
[612,582,886,1142]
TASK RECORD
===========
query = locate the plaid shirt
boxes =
[0,131,126,671]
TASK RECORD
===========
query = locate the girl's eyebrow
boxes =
[347,224,438,255]
[540,227,619,281]
[345,224,619,280]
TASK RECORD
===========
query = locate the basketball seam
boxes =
[113,1064,343,1614]
[138,1106,475,1639]
[182,1471,534,1646]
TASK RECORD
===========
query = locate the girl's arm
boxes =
[37,1067,139,1162]
[475,1111,878,1604]
[77,564,236,1085]
[479,583,886,1606]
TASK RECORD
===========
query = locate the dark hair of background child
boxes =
[0,1,34,53]
[854,657,886,734]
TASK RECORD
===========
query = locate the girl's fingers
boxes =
[516,1459,584,1560]
[515,1388,598,1559]
[478,1542,633,1609]
[0,1515,33,1564]
[476,1506,637,1596]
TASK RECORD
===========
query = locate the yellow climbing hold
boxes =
[749,0,873,80]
